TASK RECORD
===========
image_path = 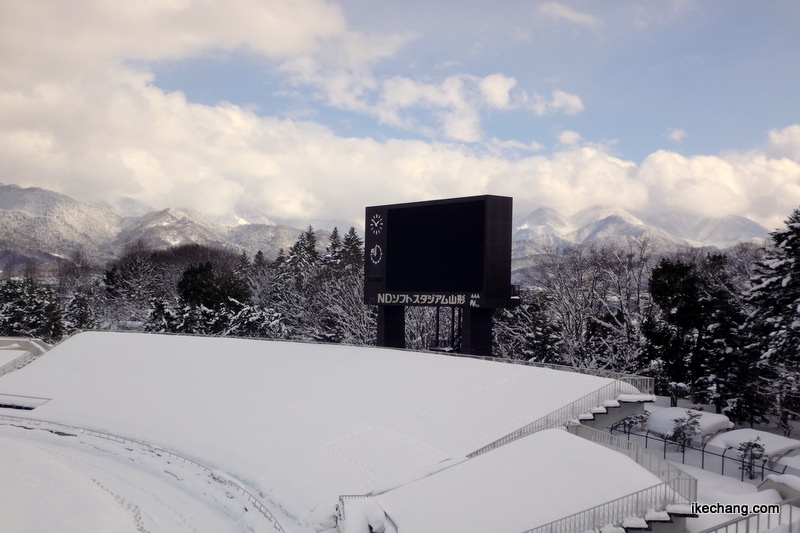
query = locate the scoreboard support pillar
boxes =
[461,307,493,356]
[377,305,405,349]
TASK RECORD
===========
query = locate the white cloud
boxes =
[479,74,518,109]
[767,124,800,161]
[667,128,687,142]
[0,0,798,233]
[532,90,585,116]
[558,130,583,146]
[536,2,602,30]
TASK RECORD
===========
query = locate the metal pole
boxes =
[435,306,440,348]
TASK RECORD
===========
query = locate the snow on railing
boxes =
[337,495,400,533]
[430,350,654,395]
[467,378,651,458]
[695,494,800,533]
[521,481,687,533]
[567,425,696,500]
[0,352,37,378]
[0,414,286,532]
[516,425,696,533]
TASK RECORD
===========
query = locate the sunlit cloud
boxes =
[667,128,687,142]
[536,2,603,30]
[0,0,797,235]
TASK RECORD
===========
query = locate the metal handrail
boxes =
[467,378,649,458]
[519,426,696,533]
[0,352,37,377]
[695,494,800,533]
[0,414,286,532]
[567,425,696,497]
[521,481,686,533]
[428,350,654,394]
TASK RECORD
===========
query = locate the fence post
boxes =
[701,442,706,469]
[721,448,727,477]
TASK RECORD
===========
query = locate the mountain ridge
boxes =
[0,183,771,273]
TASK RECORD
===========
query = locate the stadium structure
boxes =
[0,332,696,532]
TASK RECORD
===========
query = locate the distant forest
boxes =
[2,208,800,436]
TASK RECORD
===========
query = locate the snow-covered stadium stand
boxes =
[0,331,694,532]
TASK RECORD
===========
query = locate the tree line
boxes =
[2,209,799,434]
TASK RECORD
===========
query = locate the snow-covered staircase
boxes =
[576,396,652,432]
[619,505,697,533]
[0,338,50,378]
[467,377,655,459]
[462,373,698,533]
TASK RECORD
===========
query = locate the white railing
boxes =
[430,350,654,394]
[337,495,399,532]
[0,351,37,377]
[467,378,648,458]
[521,481,686,533]
[519,426,696,533]
[696,495,800,533]
[567,425,696,498]
[0,414,286,532]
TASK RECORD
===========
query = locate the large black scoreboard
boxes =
[364,195,517,355]
[364,195,516,309]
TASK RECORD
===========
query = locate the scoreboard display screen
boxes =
[364,195,515,308]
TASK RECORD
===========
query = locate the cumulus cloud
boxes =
[479,74,518,109]
[0,0,798,234]
[558,130,583,146]
[667,128,687,142]
[532,90,585,116]
[536,2,602,30]
[376,74,580,142]
[767,124,800,161]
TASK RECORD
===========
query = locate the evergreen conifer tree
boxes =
[745,207,800,434]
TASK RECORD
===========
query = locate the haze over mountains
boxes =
[0,183,770,272]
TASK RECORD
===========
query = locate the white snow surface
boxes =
[348,428,664,533]
[764,474,800,493]
[0,348,27,366]
[646,406,734,439]
[708,429,800,458]
[0,331,636,532]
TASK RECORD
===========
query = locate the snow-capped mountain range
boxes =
[513,206,769,249]
[0,184,311,271]
[0,183,770,272]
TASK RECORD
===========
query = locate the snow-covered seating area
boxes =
[646,406,734,443]
[0,331,666,532]
[343,428,666,533]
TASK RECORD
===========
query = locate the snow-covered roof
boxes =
[345,428,664,533]
[0,331,656,532]
[646,406,733,439]
[708,429,800,458]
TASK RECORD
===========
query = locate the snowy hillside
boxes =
[514,205,769,250]
[0,183,772,271]
[0,184,121,267]
[0,184,310,269]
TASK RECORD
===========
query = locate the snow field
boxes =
[0,423,276,533]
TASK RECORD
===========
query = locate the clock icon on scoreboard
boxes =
[370,244,383,265]
[369,213,384,235]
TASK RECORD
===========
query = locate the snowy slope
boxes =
[513,205,769,250]
[0,331,632,532]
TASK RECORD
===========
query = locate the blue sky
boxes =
[1,1,799,230]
